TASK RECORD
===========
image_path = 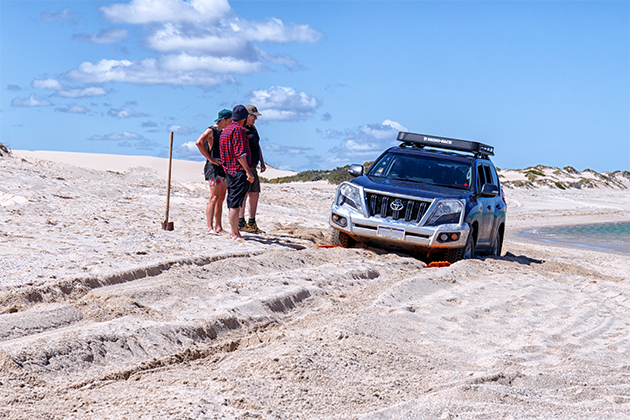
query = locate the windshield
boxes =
[368,152,472,189]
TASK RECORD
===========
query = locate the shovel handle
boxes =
[164,131,174,224]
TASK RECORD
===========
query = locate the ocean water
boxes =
[519,221,630,253]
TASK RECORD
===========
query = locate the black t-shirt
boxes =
[245,124,260,168]
[203,126,226,180]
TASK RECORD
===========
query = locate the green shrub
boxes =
[266,162,373,184]
[0,142,10,157]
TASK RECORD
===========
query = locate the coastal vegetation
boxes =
[265,162,630,190]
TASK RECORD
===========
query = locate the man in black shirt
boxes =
[239,104,266,232]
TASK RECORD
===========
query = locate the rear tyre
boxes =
[490,228,503,257]
[331,229,356,248]
[444,231,476,263]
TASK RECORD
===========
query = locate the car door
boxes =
[476,163,496,247]
[487,164,505,236]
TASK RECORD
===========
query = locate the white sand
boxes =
[1,151,630,419]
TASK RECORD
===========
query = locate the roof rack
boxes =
[396,132,494,157]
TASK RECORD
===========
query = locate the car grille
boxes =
[365,192,431,222]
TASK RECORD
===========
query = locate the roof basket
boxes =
[397,132,494,157]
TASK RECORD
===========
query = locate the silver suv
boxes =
[329,132,507,262]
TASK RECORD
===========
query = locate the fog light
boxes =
[437,232,460,243]
[331,213,347,227]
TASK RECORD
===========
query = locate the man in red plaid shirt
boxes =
[219,104,255,240]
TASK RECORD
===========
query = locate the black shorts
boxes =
[204,160,225,181]
[247,168,261,193]
[225,170,250,209]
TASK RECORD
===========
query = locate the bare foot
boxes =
[207,228,216,235]
[231,235,245,241]
[214,228,227,235]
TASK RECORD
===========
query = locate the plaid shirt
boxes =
[219,122,251,175]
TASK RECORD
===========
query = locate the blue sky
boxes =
[1,0,628,172]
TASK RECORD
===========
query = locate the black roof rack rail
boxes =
[396,132,494,157]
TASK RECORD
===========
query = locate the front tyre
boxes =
[331,229,356,248]
[444,231,475,263]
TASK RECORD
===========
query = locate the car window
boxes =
[477,165,487,190]
[489,165,500,188]
[483,165,496,186]
[369,152,472,189]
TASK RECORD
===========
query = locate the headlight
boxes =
[426,201,463,226]
[336,183,362,211]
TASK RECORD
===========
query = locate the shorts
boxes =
[247,168,261,193]
[208,176,225,186]
[225,170,250,209]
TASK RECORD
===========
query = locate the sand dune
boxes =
[1,151,630,419]
[12,150,297,183]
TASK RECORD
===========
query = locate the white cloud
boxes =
[66,58,236,88]
[73,28,129,44]
[11,95,53,107]
[168,141,206,161]
[89,131,144,141]
[161,53,262,74]
[108,107,148,119]
[248,86,320,121]
[180,141,198,150]
[328,119,409,162]
[57,87,108,98]
[147,23,248,55]
[32,78,107,98]
[56,105,90,114]
[146,19,320,61]
[238,18,322,44]
[168,125,197,136]
[359,119,408,141]
[76,1,322,89]
[32,79,65,90]
[100,0,231,24]
[42,8,80,22]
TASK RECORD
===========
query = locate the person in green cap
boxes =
[195,108,232,234]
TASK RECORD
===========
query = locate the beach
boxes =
[2,150,630,419]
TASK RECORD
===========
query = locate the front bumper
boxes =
[330,202,470,250]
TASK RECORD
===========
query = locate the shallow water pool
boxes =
[519,221,630,253]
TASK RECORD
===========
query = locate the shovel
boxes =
[162,131,174,231]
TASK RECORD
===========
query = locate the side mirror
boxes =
[348,164,364,178]
[480,183,499,197]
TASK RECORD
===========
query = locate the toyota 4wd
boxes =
[329,132,507,262]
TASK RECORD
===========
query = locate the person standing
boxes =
[195,109,232,234]
[219,105,255,240]
[239,104,266,233]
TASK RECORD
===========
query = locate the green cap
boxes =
[214,109,232,122]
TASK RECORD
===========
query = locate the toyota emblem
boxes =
[390,199,404,211]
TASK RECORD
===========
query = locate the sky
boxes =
[1,0,628,173]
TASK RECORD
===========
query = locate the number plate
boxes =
[377,226,405,240]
